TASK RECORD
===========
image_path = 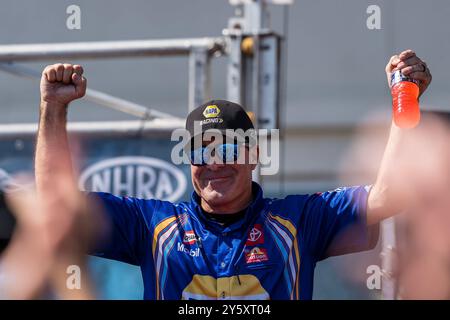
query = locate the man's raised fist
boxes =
[40,63,87,106]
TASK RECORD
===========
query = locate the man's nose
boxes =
[206,154,226,171]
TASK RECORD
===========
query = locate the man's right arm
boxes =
[36,63,86,194]
[36,64,153,265]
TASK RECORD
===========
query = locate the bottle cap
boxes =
[391,70,419,88]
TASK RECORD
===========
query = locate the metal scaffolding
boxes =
[0,1,287,127]
[0,37,225,117]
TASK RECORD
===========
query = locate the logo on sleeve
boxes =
[245,247,269,264]
[246,224,264,246]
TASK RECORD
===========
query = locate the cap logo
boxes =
[203,105,221,118]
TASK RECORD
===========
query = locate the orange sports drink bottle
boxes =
[390,70,420,128]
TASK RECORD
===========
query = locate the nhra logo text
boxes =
[79,156,187,202]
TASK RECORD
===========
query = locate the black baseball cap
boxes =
[185,99,256,149]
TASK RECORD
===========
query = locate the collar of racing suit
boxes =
[189,181,266,233]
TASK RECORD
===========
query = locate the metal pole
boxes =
[381,217,397,299]
[251,34,261,184]
[0,119,185,139]
[188,48,211,111]
[0,62,180,120]
[0,38,225,62]
[226,33,244,104]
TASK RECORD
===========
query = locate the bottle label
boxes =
[391,70,419,87]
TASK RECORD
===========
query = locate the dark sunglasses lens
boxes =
[190,147,206,166]
[219,144,239,163]
[191,144,240,165]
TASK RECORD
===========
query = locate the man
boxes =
[35,50,432,300]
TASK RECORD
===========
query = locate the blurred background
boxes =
[0,0,449,299]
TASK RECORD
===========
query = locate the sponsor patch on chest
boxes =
[245,247,269,264]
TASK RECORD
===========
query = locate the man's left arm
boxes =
[367,49,432,226]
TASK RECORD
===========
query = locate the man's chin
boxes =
[202,185,233,204]
[205,176,234,190]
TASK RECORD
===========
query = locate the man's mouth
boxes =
[206,175,232,183]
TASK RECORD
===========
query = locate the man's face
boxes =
[190,139,257,209]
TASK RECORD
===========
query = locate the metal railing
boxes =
[0,38,225,61]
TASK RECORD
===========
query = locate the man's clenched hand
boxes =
[40,63,87,107]
[385,50,432,98]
